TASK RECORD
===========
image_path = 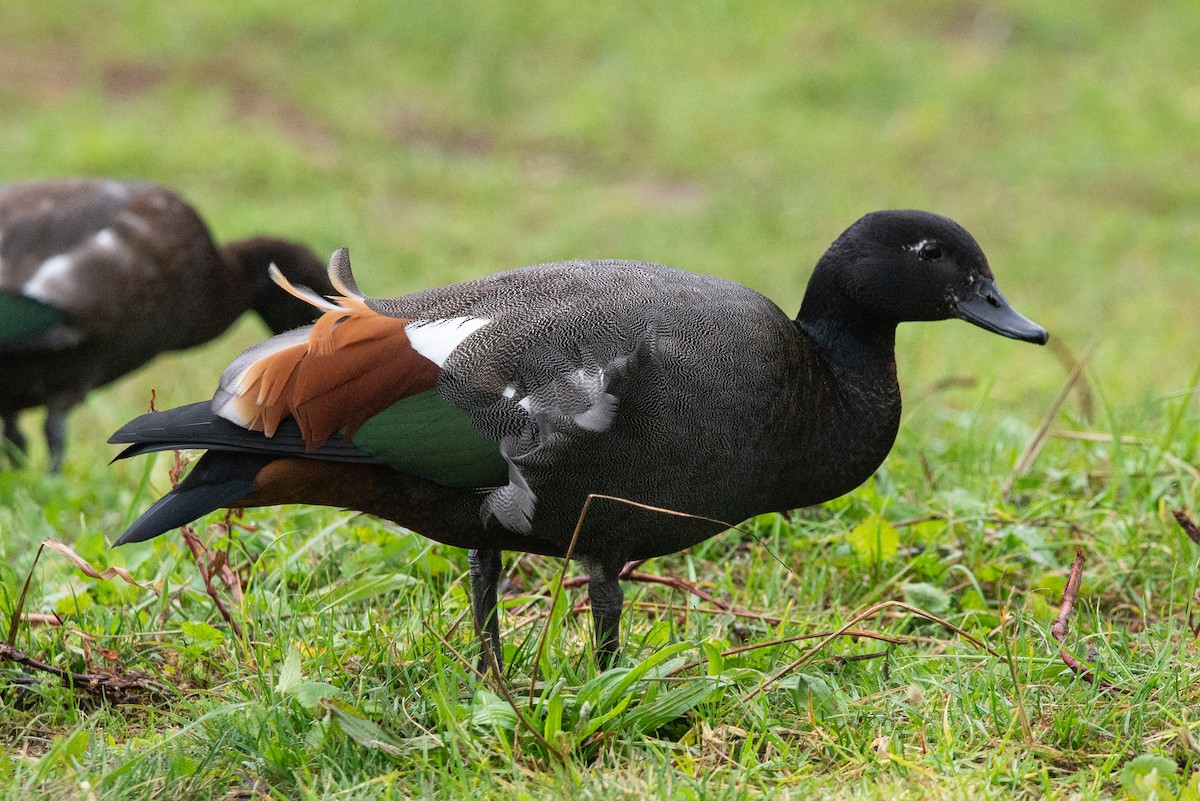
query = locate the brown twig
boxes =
[0,642,156,704]
[527,494,591,705]
[624,570,739,608]
[1175,510,1200,636]
[527,494,745,703]
[422,621,486,682]
[7,542,46,646]
[1050,547,1124,692]
[2,539,162,704]
[565,562,755,618]
[471,611,567,764]
[742,600,999,703]
[426,620,565,760]
[170,450,245,640]
[544,496,774,636]
[207,516,246,604]
[998,598,1034,744]
[1173,508,1200,546]
[8,539,156,646]
[561,559,646,589]
[1047,337,1095,421]
[179,525,244,641]
[1050,549,1084,644]
[667,629,911,677]
[502,598,804,640]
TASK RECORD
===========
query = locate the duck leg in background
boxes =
[469,547,504,673]
[0,179,336,476]
[1,413,26,459]
[43,404,70,473]
[580,555,626,669]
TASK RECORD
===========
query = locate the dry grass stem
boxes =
[1050,547,1124,693]
[0,641,158,703]
[742,600,1000,703]
[169,449,245,640]
[1007,342,1096,496]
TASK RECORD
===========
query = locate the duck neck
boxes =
[220,237,326,334]
[778,278,902,508]
[795,274,899,397]
[793,308,901,447]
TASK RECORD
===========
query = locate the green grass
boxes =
[2,1,1200,798]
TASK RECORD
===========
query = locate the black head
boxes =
[223,237,337,334]
[800,210,1048,344]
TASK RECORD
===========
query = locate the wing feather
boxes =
[213,267,488,451]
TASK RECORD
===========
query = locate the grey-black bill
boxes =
[956,279,1048,344]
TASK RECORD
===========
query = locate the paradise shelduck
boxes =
[109,210,1047,669]
[0,178,335,471]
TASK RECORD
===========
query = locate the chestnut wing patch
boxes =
[212,279,496,490]
[214,306,443,448]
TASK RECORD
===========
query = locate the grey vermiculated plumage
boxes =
[0,178,334,470]
[111,209,1048,668]
[370,260,841,554]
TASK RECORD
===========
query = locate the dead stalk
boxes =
[998,599,1035,745]
[0,642,156,703]
[742,600,999,703]
[668,628,912,677]
[1007,342,1095,497]
[470,610,568,764]
[1051,547,1124,693]
[527,494,591,705]
[169,449,245,640]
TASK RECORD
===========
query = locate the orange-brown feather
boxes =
[230,303,440,449]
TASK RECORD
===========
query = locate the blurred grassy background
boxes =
[3,3,1200,797]
[4,0,1198,451]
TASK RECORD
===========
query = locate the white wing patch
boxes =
[405,317,489,367]
[92,228,120,251]
[21,228,129,303]
[22,254,74,304]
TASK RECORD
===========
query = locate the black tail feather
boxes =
[109,401,374,463]
[114,452,272,546]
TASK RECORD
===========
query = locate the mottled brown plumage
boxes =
[0,178,335,470]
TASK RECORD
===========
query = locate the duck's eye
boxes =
[919,242,943,261]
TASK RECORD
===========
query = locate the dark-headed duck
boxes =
[110,210,1047,669]
[0,178,334,470]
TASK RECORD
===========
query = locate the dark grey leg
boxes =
[2,413,27,458]
[468,548,504,674]
[44,408,69,473]
[579,555,626,669]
